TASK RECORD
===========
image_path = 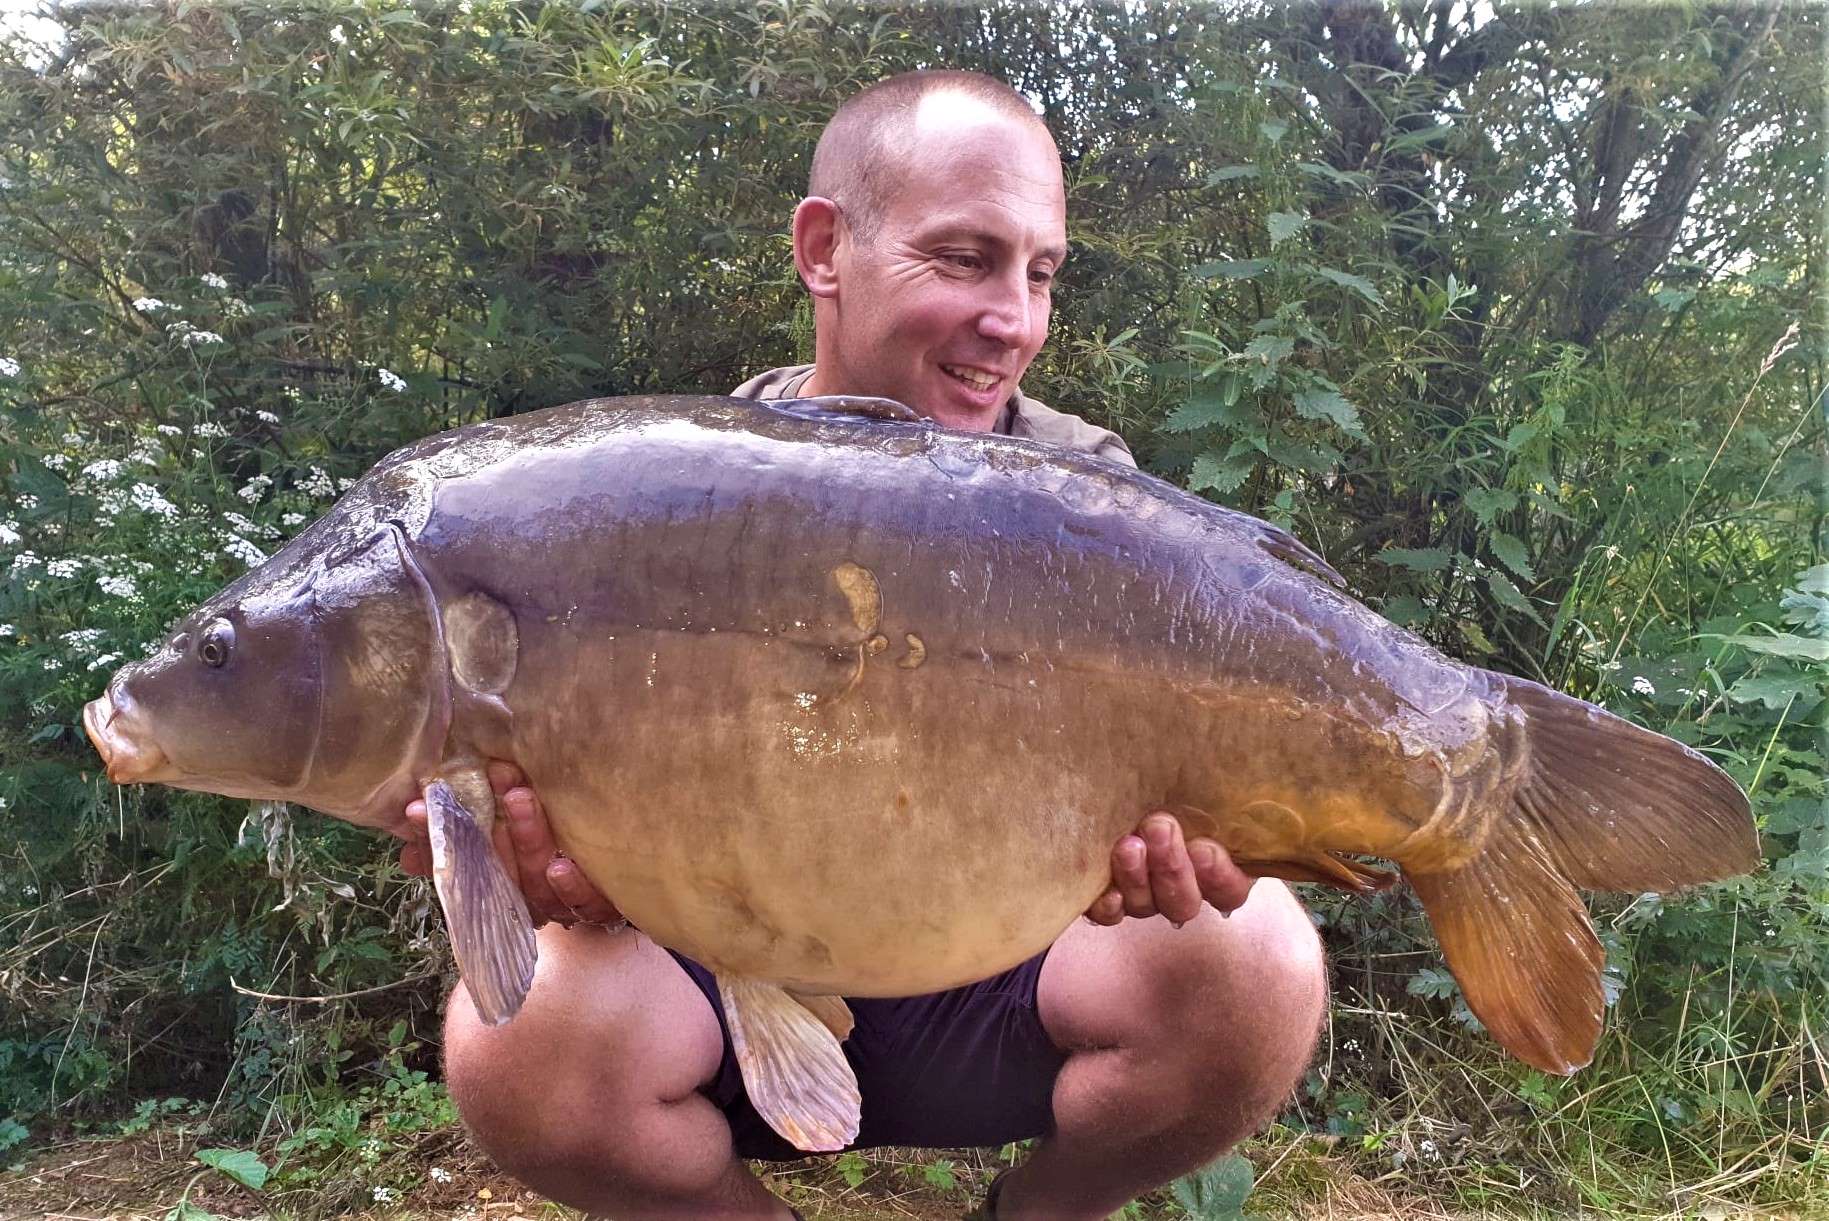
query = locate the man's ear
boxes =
[793,196,843,299]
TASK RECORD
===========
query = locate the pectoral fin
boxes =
[717,974,860,1152]
[425,778,537,1026]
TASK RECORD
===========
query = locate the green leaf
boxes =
[1486,570,1546,626]
[1376,547,1452,572]
[1384,122,1456,153]
[1462,487,1518,524]
[1189,453,1253,494]
[1164,379,1246,432]
[1488,532,1536,582]
[1794,563,1829,595]
[195,1147,269,1192]
[1291,385,1363,435]
[835,1150,868,1188]
[0,1118,27,1152]
[1171,1152,1256,1220]
[1727,671,1824,711]
[921,1158,957,1191]
[1193,258,1271,280]
[1708,633,1829,662]
[1308,265,1382,305]
[1242,335,1295,368]
[1206,165,1261,183]
[1407,966,1460,1000]
[1259,117,1289,145]
[1266,211,1308,247]
[1296,161,1371,189]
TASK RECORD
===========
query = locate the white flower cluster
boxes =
[0,624,13,637]
[1631,676,1656,696]
[194,421,228,439]
[224,510,280,541]
[182,329,226,348]
[299,466,335,499]
[370,1186,396,1204]
[156,424,184,437]
[130,483,180,520]
[43,453,72,472]
[200,272,228,289]
[0,356,19,378]
[376,367,407,393]
[90,652,122,671]
[81,458,124,483]
[46,558,84,578]
[221,535,267,568]
[98,573,140,600]
[17,494,38,510]
[255,409,280,425]
[238,473,272,503]
[0,521,18,546]
[224,298,252,319]
[131,436,163,466]
[133,297,168,313]
[283,385,302,401]
[61,628,105,655]
[281,511,306,527]
[8,551,39,575]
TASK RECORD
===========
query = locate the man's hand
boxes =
[398,761,624,928]
[1083,812,1253,926]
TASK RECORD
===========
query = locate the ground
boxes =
[1,1123,1821,1221]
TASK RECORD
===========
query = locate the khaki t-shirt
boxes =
[729,364,1136,469]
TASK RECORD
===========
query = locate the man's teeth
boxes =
[943,365,998,390]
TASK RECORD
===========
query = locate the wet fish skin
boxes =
[84,394,1757,1144]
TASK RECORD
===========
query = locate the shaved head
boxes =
[809,70,1054,241]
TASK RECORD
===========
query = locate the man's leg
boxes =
[996,879,1326,1221]
[442,922,792,1220]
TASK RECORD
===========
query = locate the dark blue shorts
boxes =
[667,948,1066,1161]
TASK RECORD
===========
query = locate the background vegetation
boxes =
[1,2,1822,1216]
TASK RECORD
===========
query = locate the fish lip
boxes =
[83,691,172,784]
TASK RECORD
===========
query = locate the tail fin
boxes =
[1407,675,1757,1075]
[1497,676,1758,890]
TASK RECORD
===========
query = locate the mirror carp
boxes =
[84,394,1757,1152]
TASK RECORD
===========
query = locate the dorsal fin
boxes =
[769,395,923,424]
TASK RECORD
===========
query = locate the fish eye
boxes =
[198,619,235,668]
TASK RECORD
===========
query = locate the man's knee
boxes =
[440,927,729,1202]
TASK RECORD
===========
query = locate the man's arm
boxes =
[398,766,1251,927]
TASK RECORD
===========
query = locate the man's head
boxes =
[793,70,1067,431]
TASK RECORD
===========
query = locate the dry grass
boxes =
[5,1123,1826,1221]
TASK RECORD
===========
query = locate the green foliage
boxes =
[1171,1153,1256,1220]
[0,1,1821,1212]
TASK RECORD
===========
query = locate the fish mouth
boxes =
[83,692,174,785]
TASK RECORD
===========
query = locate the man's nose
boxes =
[975,272,1043,349]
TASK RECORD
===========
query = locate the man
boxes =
[400,70,1326,1220]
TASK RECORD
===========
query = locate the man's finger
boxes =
[1189,839,1254,914]
[400,838,432,878]
[547,859,623,926]
[486,758,528,796]
[1082,888,1124,926]
[1112,835,1155,918]
[1142,813,1201,926]
[500,786,570,926]
[399,800,432,877]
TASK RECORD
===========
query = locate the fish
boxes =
[83,393,1758,1152]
